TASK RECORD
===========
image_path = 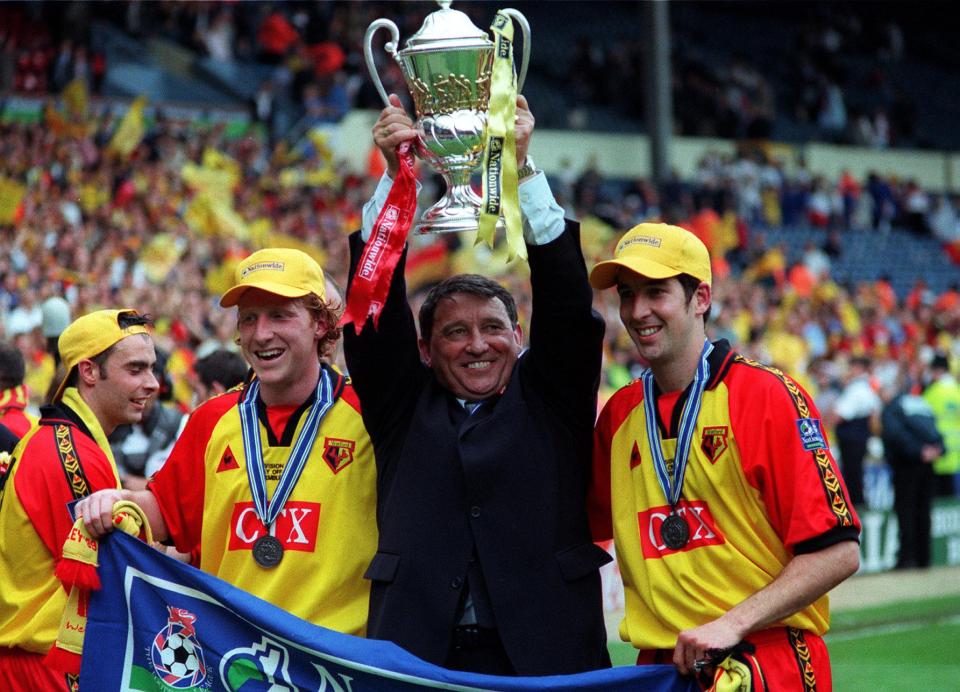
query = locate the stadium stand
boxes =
[2,2,958,447]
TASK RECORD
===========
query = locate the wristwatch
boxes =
[517,155,538,181]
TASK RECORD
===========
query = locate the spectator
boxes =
[924,353,960,497]
[40,296,70,367]
[881,370,944,569]
[833,356,882,506]
[0,341,35,437]
[190,348,248,408]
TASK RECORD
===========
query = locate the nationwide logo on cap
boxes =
[619,235,662,251]
[241,261,285,277]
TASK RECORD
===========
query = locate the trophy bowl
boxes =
[365,1,530,235]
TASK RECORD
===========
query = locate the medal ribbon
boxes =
[341,140,418,333]
[641,339,713,507]
[478,10,525,262]
[239,369,334,530]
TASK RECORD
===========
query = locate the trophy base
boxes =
[414,187,505,236]
[414,212,506,236]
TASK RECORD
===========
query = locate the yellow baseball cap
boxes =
[54,309,151,401]
[589,222,712,289]
[220,248,327,307]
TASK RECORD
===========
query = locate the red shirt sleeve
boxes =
[15,427,120,558]
[728,364,861,552]
[148,394,236,553]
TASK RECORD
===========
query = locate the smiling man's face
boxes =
[418,292,522,402]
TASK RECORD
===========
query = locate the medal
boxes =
[661,513,690,550]
[641,340,713,546]
[253,535,284,568]
[239,369,334,566]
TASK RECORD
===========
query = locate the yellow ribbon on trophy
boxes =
[478,10,526,262]
[45,501,153,675]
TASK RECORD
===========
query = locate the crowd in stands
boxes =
[2,104,957,455]
[1,2,944,150]
[562,2,922,147]
[0,4,106,97]
[2,3,958,509]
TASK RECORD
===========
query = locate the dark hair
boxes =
[194,350,248,390]
[64,311,155,388]
[0,342,26,390]
[418,274,518,340]
[676,273,712,322]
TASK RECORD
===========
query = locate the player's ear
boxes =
[76,359,101,387]
[418,337,431,367]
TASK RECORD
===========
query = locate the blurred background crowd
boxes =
[1,1,959,511]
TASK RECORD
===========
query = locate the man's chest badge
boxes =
[322,437,356,474]
[700,426,728,464]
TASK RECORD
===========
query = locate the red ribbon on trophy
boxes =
[341,141,418,332]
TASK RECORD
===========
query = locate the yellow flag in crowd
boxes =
[0,177,26,224]
[200,148,241,188]
[61,78,88,119]
[181,162,235,199]
[180,148,249,239]
[140,234,185,284]
[108,96,147,158]
[183,195,249,240]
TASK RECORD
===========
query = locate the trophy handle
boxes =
[499,8,530,93]
[364,19,402,108]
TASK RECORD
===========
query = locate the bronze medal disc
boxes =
[253,535,284,568]
[661,513,690,550]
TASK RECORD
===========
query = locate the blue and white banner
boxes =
[81,533,695,691]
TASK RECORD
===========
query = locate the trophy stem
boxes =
[416,168,495,235]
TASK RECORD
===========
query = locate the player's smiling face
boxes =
[237,289,324,401]
[617,272,707,368]
[419,292,522,402]
[82,334,160,434]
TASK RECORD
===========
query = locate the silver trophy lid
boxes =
[402,1,492,52]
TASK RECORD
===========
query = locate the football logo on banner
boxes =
[149,606,207,689]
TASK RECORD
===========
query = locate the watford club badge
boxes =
[700,426,729,463]
[322,437,356,474]
[217,446,239,473]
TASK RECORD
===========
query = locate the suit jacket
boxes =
[344,222,611,675]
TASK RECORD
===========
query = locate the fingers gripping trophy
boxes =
[364,0,530,237]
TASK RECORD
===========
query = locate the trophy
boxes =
[364,0,530,235]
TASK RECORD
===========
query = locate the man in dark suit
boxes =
[343,94,610,676]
